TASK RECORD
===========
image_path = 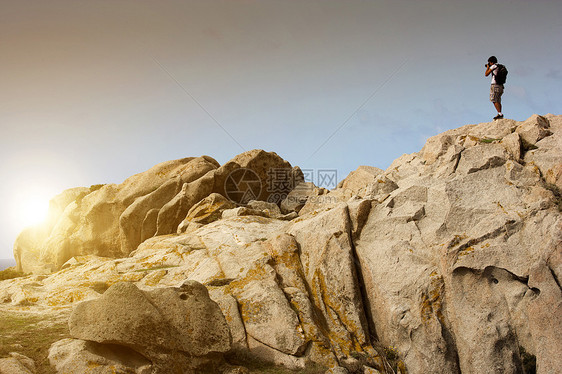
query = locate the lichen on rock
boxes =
[3,114,561,374]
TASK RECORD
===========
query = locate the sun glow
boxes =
[14,192,52,229]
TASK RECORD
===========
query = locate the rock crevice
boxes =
[3,114,561,374]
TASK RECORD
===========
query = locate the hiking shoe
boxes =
[493,114,504,120]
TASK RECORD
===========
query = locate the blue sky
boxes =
[1,0,561,260]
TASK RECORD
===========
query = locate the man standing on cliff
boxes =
[485,56,505,120]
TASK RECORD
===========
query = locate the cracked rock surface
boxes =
[3,114,561,373]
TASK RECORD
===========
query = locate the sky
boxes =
[1,0,561,261]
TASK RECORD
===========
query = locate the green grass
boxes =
[0,311,70,374]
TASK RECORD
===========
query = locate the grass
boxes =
[0,311,70,374]
[382,346,404,373]
[0,267,27,281]
[0,310,326,374]
[0,306,388,374]
[226,351,326,374]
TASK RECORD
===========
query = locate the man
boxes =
[485,56,504,120]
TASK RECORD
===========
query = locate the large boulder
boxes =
[516,114,552,146]
[354,114,562,374]
[14,150,298,273]
[14,156,218,273]
[280,182,329,214]
[0,353,36,374]
[178,193,236,229]
[48,339,152,374]
[228,261,307,357]
[524,114,562,189]
[220,150,300,204]
[288,204,374,359]
[56,281,231,373]
[337,165,384,197]
[69,281,231,356]
[154,149,297,236]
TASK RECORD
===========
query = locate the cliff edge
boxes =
[2,114,561,374]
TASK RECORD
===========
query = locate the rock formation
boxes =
[2,114,561,374]
[13,150,298,274]
[49,281,233,374]
[0,352,36,374]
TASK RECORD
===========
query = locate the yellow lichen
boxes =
[46,288,90,306]
[119,272,146,282]
[458,246,475,257]
[420,276,444,324]
[142,269,167,287]
[310,269,364,354]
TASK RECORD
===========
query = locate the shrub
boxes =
[0,267,26,281]
[384,346,400,371]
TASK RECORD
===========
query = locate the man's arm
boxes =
[485,64,495,77]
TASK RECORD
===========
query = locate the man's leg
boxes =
[490,85,504,119]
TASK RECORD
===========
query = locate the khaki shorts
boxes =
[490,84,504,103]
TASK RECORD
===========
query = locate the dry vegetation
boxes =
[226,353,327,374]
[1,308,326,374]
[0,267,27,281]
[0,310,71,374]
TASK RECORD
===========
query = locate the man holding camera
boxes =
[485,56,504,120]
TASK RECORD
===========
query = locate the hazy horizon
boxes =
[2,0,561,260]
[0,258,16,270]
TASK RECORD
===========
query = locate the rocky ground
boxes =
[1,114,560,374]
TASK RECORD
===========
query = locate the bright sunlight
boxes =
[14,191,52,229]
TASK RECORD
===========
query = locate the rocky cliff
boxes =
[1,114,561,374]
